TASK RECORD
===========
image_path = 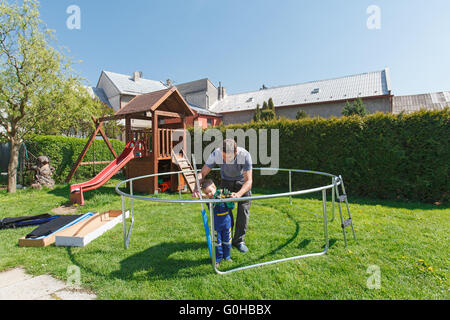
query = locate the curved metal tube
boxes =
[116,168,341,274]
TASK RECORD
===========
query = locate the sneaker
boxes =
[234,243,249,253]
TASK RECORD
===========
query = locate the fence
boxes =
[0,143,10,173]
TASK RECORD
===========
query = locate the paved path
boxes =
[0,268,97,300]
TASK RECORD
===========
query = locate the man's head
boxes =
[221,139,237,163]
[201,179,217,199]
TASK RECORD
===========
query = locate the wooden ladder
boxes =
[171,149,196,193]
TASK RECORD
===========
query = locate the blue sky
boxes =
[37,0,450,96]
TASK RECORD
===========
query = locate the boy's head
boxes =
[201,179,217,199]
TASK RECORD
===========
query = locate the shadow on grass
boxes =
[110,242,211,280]
[223,210,338,272]
[253,186,446,211]
[66,242,211,281]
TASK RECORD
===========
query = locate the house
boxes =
[93,71,222,131]
[89,67,448,129]
[208,68,393,125]
[393,92,450,114]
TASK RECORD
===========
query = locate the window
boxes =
[311,88,320,94]
[207,118,213,128]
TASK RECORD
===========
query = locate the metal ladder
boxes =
[334,175,357,247]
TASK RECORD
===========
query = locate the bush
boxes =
[26,135,125,183]
[191,109,449,203]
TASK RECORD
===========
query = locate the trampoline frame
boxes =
[115,168,355,275]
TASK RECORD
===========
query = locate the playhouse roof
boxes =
[115,87,195,118]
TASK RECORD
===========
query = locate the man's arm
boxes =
[232,169,253,198]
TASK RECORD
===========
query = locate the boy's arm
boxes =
[193,165,212,198]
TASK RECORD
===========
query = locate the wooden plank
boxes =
[99,114,152,122]
[18,214,95,247]
[55,211,129,247]
[80,161,112,166]
[155,110,182,119]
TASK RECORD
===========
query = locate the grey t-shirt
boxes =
[206,147,253,182]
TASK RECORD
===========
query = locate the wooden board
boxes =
[19,234,58,248]
[171,150,196,193]
[55,210,129,247]
[18,213,95,248]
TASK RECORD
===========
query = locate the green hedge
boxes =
[26,135,125,183]
[190,109,449,203]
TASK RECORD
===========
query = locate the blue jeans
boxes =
[215,225,232,263]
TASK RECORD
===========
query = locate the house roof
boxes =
[188,103,222,117]
[393,91,450,114]
[209,68,392,113]
[101,70,167,95]
[176,78,217,94]
[85,86,112,108]
[115,88,195,118]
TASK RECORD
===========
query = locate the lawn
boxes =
[0,177,448,300]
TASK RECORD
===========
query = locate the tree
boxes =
[296,110,308,120]
[342,98,367,117]
[260,99,276,121]
[268,98,275,111]
[253,104,261,122]
[0,0,112,193]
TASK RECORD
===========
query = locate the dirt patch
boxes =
[51,205,78,215]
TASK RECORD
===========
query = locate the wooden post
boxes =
[182,116,187,154]
[125,117,132,143]
[92,116,117,158]
[152,111,159,193]
[65,122,103,183]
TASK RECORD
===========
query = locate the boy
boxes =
[201,179,234,267]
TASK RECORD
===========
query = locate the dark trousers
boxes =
[220,179,251,246]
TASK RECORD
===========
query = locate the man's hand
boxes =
[230,192,242,199]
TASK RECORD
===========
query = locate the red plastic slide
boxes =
[70,141,145,205]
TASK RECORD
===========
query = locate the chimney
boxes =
[166,79,173,88]
[218,82,227,101]
[132,71,142,82]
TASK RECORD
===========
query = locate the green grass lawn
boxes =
[0,177,448,300]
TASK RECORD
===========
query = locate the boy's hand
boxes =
[193,187,202,199]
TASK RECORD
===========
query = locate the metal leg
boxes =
[339,176,357,241]
[178,173,183,205]
[289,170,293,205]
[123,181,135,249]
[210,202,218,273]
[122,195,127,249]
[335,181,348,247]
[323,189,329,249]
[331,177,336,222]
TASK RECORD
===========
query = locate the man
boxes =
[194,139,253,253]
